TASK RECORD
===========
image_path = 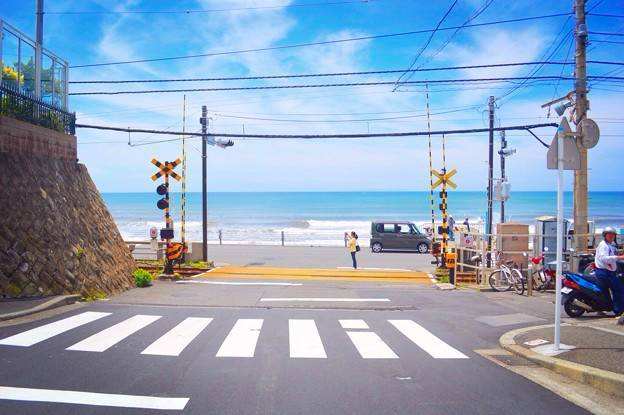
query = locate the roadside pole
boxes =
[554,125,565,351]
[34,0,43,100]
[201,106,208,262]
[486,96,495,267]
[573,0,589,253]
[499,130,506,223]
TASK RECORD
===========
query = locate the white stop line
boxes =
[0,386,189,410]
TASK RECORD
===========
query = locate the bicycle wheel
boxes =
[511,269,525,295]
[489,269,512,292]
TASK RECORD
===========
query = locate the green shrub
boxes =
[134,268,153,288]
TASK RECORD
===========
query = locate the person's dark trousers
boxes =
[351,252,357,269]
[596,268,624,315]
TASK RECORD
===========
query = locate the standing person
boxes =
[595,227,624,324]
[463,217,471,233]
[345,231,359,269]
[447,215,456,241]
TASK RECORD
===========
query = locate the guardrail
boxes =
[0,83,75,134]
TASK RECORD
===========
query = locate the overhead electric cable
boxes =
[69,12,573,68]
[399,0,496,85]
[392,0,459,90]
[74,122,559,140]
[46,0,380,14]
[69,76,585,96]
[70,61,592,84]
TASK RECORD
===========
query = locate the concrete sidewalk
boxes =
[500,320,624,399]
[0,295,80,321]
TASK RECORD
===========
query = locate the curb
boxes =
[0,295,81,322]
[499,324,624,399]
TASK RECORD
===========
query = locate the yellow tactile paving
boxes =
[194,266,432,284]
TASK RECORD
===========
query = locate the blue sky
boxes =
[3,0,624,192]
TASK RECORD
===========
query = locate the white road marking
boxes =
[141,317,212,356]
[0,386,188,410]
[339,319,369,329]
[260,298,390,302]
[346,331,399,359]
[388,320,468,359]
[0,312,111,347]
[67,315,161,352]
[216,319,263,357]
[177,281,302,286]
[289,319,327,358]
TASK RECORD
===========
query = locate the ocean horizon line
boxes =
[100,190,624,194]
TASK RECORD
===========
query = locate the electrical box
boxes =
[535,216,569,263]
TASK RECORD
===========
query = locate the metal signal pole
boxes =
[486,95,495,267]
[573,0,589,252]
[34,0,44,100]
[200,106,208,262]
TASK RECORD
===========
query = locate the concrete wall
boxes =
[0,116,135,298]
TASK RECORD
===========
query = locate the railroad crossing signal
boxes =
[150,157,184,276]
[151,158,182,182]
[432,168,457,189]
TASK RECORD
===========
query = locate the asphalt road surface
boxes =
[0,279,588,415]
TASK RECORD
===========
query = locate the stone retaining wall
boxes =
[0,118,134,298]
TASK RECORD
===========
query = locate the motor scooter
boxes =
[561,260,624,317]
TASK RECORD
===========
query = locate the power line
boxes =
[496,16,573,103]
[69,12,573,68]
[69,76,582,96]
[591,39,624,45]
[46,0,381,15]
[590,31,624,36]
[75,122,558,140]
[210,107,479,123]
[588,13,624,18]
[392,0,459,90]
[69,61,592,84]
[409,0,496,74]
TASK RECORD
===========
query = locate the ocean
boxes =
[103,191,624,246]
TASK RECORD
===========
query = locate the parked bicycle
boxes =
[488,259,525,295]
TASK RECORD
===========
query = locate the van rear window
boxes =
[375,223,396,233]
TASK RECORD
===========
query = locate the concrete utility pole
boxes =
[573,0,589,252]
[34,0,43,99]
[499,130,507,223]
[486,95,495,267]
[200,106,209,262]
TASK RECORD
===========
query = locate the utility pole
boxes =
[200,106,208,262]
[34,0,43,99]
[499,130,507,223]
[573,0,589,252]
[486,95,495,267]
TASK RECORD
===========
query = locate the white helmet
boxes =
[602,226,617,237]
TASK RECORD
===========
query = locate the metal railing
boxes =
[0,83,75,134]
[0,19,69,110]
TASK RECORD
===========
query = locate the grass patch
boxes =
[134,268,153,288]
[82,290,107,302]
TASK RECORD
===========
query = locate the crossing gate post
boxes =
[431,168,457,273]
[151,158,182,276]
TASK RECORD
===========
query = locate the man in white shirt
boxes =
[594,227,624,321]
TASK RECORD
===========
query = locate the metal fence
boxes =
[0,83,75,134]
[0,19,69,110]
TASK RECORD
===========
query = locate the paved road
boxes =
[0,280,587,414]
[199,245,436,272]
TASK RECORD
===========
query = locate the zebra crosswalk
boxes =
[0,312,469,360]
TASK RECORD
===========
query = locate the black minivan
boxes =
[370,221,431,253]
